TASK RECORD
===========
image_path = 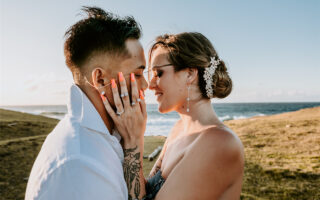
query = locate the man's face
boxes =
[86,39,148,106]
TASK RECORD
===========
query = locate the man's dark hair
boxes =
[64,6,142,69]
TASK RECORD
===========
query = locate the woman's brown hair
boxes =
[149,32,232,99]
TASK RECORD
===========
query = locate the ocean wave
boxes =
[219,113,266,121]
[147,117,177,125]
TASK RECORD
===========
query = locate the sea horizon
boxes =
[1,102,320,136]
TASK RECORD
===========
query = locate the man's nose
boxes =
[141,76,149,91]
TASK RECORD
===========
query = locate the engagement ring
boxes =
[116,110,124,115]
[120,92,129,98]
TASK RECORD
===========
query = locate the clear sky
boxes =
[1,0,319,105]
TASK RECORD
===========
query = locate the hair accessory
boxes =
[203,56,220,98]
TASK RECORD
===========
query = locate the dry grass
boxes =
[225,107,320,199]
[0,107,319,199]
[226,107,320,174]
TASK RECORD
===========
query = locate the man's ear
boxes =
[186,68,198,85]
[91,68,107,87]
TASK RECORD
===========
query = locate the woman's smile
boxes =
[155,91,163,101]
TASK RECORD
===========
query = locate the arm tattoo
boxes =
[123,146,144,200]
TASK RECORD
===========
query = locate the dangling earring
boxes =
[187,85,190,112]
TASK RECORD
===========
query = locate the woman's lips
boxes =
[155,92,163,100]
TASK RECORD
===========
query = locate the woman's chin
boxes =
[158,103,173,114]
[157,103,167,113]
[158,106,165,113]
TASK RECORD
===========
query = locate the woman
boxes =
[101,32,244,200]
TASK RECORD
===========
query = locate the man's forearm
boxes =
[123,143,146,200]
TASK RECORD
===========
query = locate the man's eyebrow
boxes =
[137,65,145,70]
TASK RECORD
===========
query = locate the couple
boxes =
[25,6,244,200]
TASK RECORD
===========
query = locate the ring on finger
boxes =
[116,110,124,116]
[137,98,141,102]
[120,92,128,98]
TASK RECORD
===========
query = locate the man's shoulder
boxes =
[25,154,127,200]
[32,117,82,170]
[33,115,119,174]
[44,116,81,151]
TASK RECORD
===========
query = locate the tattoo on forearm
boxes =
[123,146,143,200]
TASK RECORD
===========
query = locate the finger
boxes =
[118,72,131,109]
[139,90,147,118]
[111,79,124,114]
[130,73,140,107]
[100,93,118,120]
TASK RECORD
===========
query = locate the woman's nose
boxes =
[148,78,157,90]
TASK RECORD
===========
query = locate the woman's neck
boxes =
[178,99,221,135]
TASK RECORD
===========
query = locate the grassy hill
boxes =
[225,106,320,199]
[0,107,319,199]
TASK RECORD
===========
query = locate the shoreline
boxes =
[2,101,320,125]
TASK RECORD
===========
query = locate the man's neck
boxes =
[77,83,115,134]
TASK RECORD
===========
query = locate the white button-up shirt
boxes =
[25,85,128,200]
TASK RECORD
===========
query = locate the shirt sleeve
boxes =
[35,156,127,200]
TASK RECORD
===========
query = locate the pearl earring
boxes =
[187,85,190,112]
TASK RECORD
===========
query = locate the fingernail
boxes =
[111,79,116,88]
[130,73,135,82]
[139,90,144,100]
[119,72,124,82]
[100,94,106,101]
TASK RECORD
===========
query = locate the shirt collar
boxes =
[67,84,110,135]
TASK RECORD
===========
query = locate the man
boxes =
[25,6,148,200]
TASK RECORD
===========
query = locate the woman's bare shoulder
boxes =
[189,125,244,169]
[156,126,244,199]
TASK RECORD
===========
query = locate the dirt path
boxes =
[0,135,47,146]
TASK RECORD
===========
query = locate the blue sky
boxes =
[1,0,319,105]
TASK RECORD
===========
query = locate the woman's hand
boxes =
[99,72,147,148]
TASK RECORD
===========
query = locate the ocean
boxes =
[1,102,320,136]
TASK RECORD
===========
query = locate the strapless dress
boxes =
[143,170,166,200]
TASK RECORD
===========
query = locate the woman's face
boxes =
[149,47,188,113]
